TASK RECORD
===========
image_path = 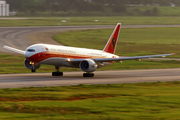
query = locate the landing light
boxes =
[136,59,141,61]
[117,61,122,63]
[30,61,34,65]
[67,59,71,62]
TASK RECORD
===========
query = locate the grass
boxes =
[1,16,180,119]
[2,16,180,26]
[1,27,180,73]
[99,60,180,70]
[0,54,180,74]
[16,6,180,17]
[127,6,180,16]
[53,27,180,57]
[1,82,180,119]
[0,54,81,74]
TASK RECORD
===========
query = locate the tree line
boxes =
[5,0,180,16]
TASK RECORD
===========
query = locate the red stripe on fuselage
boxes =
[26,51,106,62]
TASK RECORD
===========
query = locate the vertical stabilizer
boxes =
[103,23,121,54]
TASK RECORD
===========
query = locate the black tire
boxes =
[88,73,91,77]
[83,73,87,77]
[83,73,94,77]
[57,72,60,76]
[52,72,63,76]
[90,73,93,77]
[52,72,55,76]
[31,69,36,73]
[60,72,63,76]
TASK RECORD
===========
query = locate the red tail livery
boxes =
[103,23,121,54]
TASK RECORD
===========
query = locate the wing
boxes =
[3,45,25,55]
[69,53,174,64]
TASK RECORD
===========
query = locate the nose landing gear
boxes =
[31,68,36,73]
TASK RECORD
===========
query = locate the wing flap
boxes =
[94,53,174,62]
[68,53,174,63]
[3,45,25,55]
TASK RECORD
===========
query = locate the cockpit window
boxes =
[27,49,35,52]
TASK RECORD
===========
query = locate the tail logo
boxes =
[103,23,121,54]
[111,37,116,49]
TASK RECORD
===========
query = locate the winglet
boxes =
[103,23,121,54]
[3,45,25,55]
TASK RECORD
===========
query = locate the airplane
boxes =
[3,23,173,77]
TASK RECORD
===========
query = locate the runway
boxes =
[1,24,180,53]
[0,68,179,88]
[0,25,180,88]
[0,25,114,53]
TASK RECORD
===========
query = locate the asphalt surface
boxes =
[0,68,180,88]
[0,24,180,88]
[0,25,114,53]
[1,24,180,53]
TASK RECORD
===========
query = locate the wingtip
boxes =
[3,45,8,48]
[3,45,25,55]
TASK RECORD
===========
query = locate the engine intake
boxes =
[79,59,97,72]
[24,59,41,69]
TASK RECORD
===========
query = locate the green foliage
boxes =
[1,27,180,73]
[53,27,180,57]
[1,54,179,73]
[1,82,180,119]
[1,17,180,26]
[6,0,180,16]
[127,6,180,16]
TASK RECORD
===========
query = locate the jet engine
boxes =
[79,59,97,72]
[24,59,41,69]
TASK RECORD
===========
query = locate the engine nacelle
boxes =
[24,59,41,69]
[79,59,97,72]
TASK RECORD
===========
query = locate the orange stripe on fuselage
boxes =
[27,51,106,62]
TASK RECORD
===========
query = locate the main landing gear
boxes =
[52,72,63,76]
[52,66,63,76]
[83,73,94,77]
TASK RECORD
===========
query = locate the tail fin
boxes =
[103,23,121,54]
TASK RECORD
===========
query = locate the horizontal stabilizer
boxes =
[3,45,25,55]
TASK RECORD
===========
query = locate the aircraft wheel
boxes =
[52,72,55,76]
[60,72,63,76]
[31,68,36,73]
[52,72,63,76]
[83,73,94,77]
[83,73,86,77]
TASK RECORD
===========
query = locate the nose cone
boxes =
[25,47,36,58]
[25,51,31,58]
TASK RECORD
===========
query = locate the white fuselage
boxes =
[25,44,119,68]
